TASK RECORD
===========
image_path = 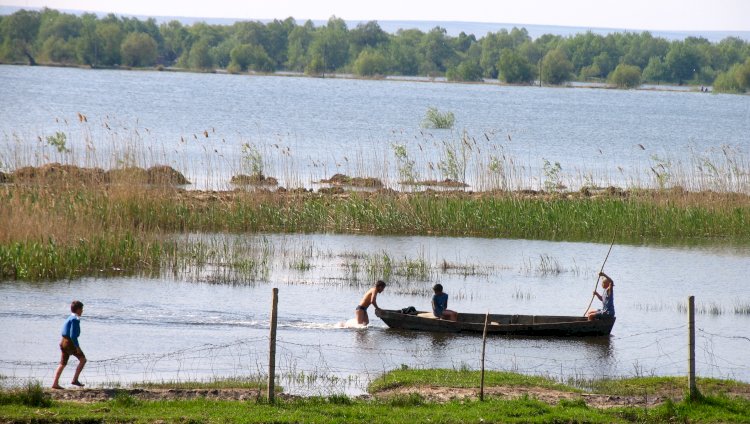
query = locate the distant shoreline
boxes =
[0,62,717,94]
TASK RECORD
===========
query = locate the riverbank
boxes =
[0,61,719,93]
[1,370,749,423]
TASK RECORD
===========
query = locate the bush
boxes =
[120,32,158,67]
[541,49,573,85]
[498,49,534,84]
[421,107,455,129]
[713,59,750,94]
[446,60,483,82]
[608,64,641,88]
[353,49,389,76]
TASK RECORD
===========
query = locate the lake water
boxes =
[2,234,749,394]
[1,65,749,192]
[1,65,749,394]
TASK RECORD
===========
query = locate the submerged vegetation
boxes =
[1,8,750,91]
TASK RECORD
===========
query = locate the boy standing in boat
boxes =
[432,284,458,321]
[356,280,386,325]
[587,272,615,320]
[52,300,87,389]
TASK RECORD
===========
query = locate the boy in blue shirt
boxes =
[52,300,87,389]
[432,284,458,321]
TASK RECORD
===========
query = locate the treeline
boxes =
[1,8,750,92]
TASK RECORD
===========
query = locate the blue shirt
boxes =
[602,289,615,316]
[432,293,448,317]
[61,314,81,347]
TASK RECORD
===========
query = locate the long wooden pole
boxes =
[688,296,697,400]
[583,237,616,316]
[480,311,489,401]
[268,288,278,403]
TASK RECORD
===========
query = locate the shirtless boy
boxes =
[355,280,386,325]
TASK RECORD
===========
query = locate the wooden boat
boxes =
[375,309,615,336]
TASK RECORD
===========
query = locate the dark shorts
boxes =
[593,310,612,319]
[59,337,85,366]
[355,305,368,311]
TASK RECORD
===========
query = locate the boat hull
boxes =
[375,309,615,336]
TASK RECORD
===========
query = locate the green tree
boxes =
[608,63,641,88]
[187,39,213,70]
[387,28,422,75]
[541,48,573,84]
[229,43,274,72]
[349,20,388,58]
[446,59,483,82]
[0,9,41,64]
[120,32,157,67]
[308,16,349,71]
[713,58,750,93]
[642,56,670,83]
[497,49,533,83]
[159,20,189,65]
[286,20,314,71]
[94,19,124,66]
[665,41,703,84]
[419,26,455,74]
[352,48,389,76]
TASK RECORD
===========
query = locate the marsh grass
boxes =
[2,185,750,281]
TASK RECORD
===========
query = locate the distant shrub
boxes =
[446,60,483,82]
[353,49,389,77]
[609,64,642,89]
[421,107,455,129]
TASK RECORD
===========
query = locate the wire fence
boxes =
[3,321,749,395]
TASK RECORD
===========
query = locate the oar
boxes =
[583,236,615,316]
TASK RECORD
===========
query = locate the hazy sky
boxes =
[3,0,749,31]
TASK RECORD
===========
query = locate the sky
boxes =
[2,0,750,32]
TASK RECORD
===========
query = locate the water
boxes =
[2,234,749,394]
[1,65,749,393]
[1,65,748,191]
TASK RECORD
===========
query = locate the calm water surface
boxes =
[2,65,748,190]
[2,235,749,394]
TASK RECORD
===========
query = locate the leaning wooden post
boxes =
[268,288,279,403]
[480,311,489,401]
[688,295,697,400]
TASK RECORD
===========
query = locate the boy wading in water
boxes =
[356,280,386,325]
[52,300,87,389]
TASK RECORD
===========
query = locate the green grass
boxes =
[1,391,748,423]
[1,373,749,423]
[134,377,271,390]
[579,375,750,397]
[368,368,577,393]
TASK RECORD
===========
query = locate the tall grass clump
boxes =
[421,107,455,129]
[0,381,51,407]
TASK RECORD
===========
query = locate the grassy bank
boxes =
[2,371,749,423]
[1,183,749,280]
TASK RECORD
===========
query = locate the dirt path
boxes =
[373,385,664,408]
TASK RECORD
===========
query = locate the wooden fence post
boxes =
[480,311,489,401]
[268,288,278,403]
[688,295,697,400]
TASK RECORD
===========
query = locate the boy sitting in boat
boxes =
[356,280,386,325]
[432,284,458,321]
[587,272,615,320]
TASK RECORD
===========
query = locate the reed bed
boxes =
[1,183,749,280]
